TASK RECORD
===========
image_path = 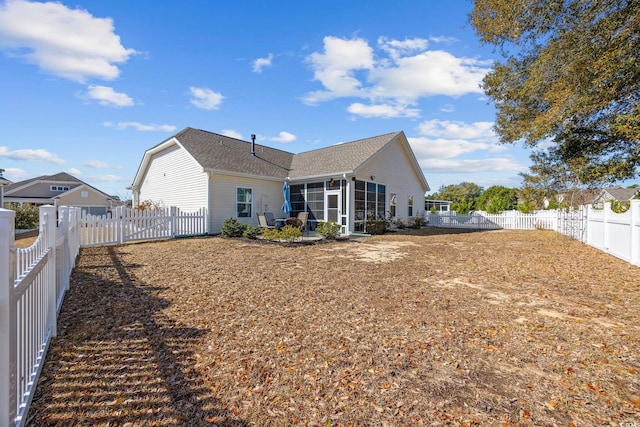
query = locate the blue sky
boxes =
[1,0,634,198]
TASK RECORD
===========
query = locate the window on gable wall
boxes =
[237,187,252,218]
[408,195,414,217]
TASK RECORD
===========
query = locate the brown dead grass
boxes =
[27,229,640,426]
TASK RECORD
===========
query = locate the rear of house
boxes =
[131,128,429,235]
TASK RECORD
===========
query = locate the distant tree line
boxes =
[425,182,639,215]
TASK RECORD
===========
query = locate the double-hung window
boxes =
[237,187,252,218]
[408,196,414,217]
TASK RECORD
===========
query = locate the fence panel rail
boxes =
[1,205,81,427]
[427,200,640,267]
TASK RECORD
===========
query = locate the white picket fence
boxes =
[81,206,208,247]
[427,200,640,267]
[1,205,81,427]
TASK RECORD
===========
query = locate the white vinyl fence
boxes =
[1,205,81,427]
[1,203,206,426]
[427,200,640,267]
[81,206,208,247]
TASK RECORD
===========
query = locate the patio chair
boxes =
[297,211,309,234]
[264,211,277,227]
[256,212,275,229]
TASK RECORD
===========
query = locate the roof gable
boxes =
[5,172,115,200]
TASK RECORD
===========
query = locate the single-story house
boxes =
[3,172,119,215]
[130,127,429,235]
[591,186,640,207]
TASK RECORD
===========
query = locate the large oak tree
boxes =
[470,0,639,185]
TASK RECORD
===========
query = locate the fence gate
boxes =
[557,207,587,241]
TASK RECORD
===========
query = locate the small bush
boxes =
[221,217,246,237]
[260,228,281,241]
[316,220,341,239]
[136,199,164,211]
[7,203,39,229]
[410,216,426,229]
[243,225,261,239]
[279,225,302,242]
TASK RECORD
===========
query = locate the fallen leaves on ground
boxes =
[27,229,640,426]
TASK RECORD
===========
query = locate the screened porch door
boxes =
[325,190,345,234]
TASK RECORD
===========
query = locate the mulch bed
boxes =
[27,229,640,426]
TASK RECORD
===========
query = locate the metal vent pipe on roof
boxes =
[251,134,256,156]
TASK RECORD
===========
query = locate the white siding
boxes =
[209,174,285,234]
[138,144,208,212]
[358,140,426,220]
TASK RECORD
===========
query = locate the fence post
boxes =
[171,206,177,238]
[0,208,17,426]
[631,200,640,267]
[40,205,57,338]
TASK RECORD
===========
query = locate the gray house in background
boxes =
[3,172,119,215]
[131,127,430,235]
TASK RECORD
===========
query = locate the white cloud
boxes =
[85,160,111,169]
[417,119,496,142]
[86,85,134,107]
[66,168,82,176]
[419,157,524,173]
[103,122,176,132]
[440,104,454,113]
[221,129,242,139]
[303,36,491,109]
[91,174,122,182]
[368,51,489,100]
[377,36,428,60]
[1,167,28,181]
[409,137,503,159]
[0,146,65,164]
[189,86,224,110]
[304,36,374,104]
[347,102,419,118]
[270,131,296,143]
[0,0,136,82]
[253,53,273,73]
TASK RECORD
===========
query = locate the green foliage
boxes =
[429,206,437,214]
[7,203,39,229]
[470,0,640,185]
[260,228,281,241]
[260,225,302,242]
[221,217,247,237]
[366,213,386,235]
[611,200,630,214]
[476,186,518,214]
[316,221,341,239]
[409,216,425,229]
[429,182,483,214]
[242,225,261,239]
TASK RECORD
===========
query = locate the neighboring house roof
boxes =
[132,127,429,190]
[4,172,116,202]
[598,186,640,202]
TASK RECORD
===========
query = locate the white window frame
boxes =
[236,187,253,218]
[50,185,69,192]
[408,195,414,217]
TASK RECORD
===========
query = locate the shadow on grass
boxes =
[27,246,247,426]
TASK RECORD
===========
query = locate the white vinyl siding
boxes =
[357,140,425,220]
[209,174,284,234]
[138,144,207,212]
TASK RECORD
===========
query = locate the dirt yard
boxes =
[27,229,640,426]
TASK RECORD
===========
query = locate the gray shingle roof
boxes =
[603,186,640,201]
[5,172,83,192]
[288,132,402,179]
[171,128,404,180]
[174,128,293,179]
